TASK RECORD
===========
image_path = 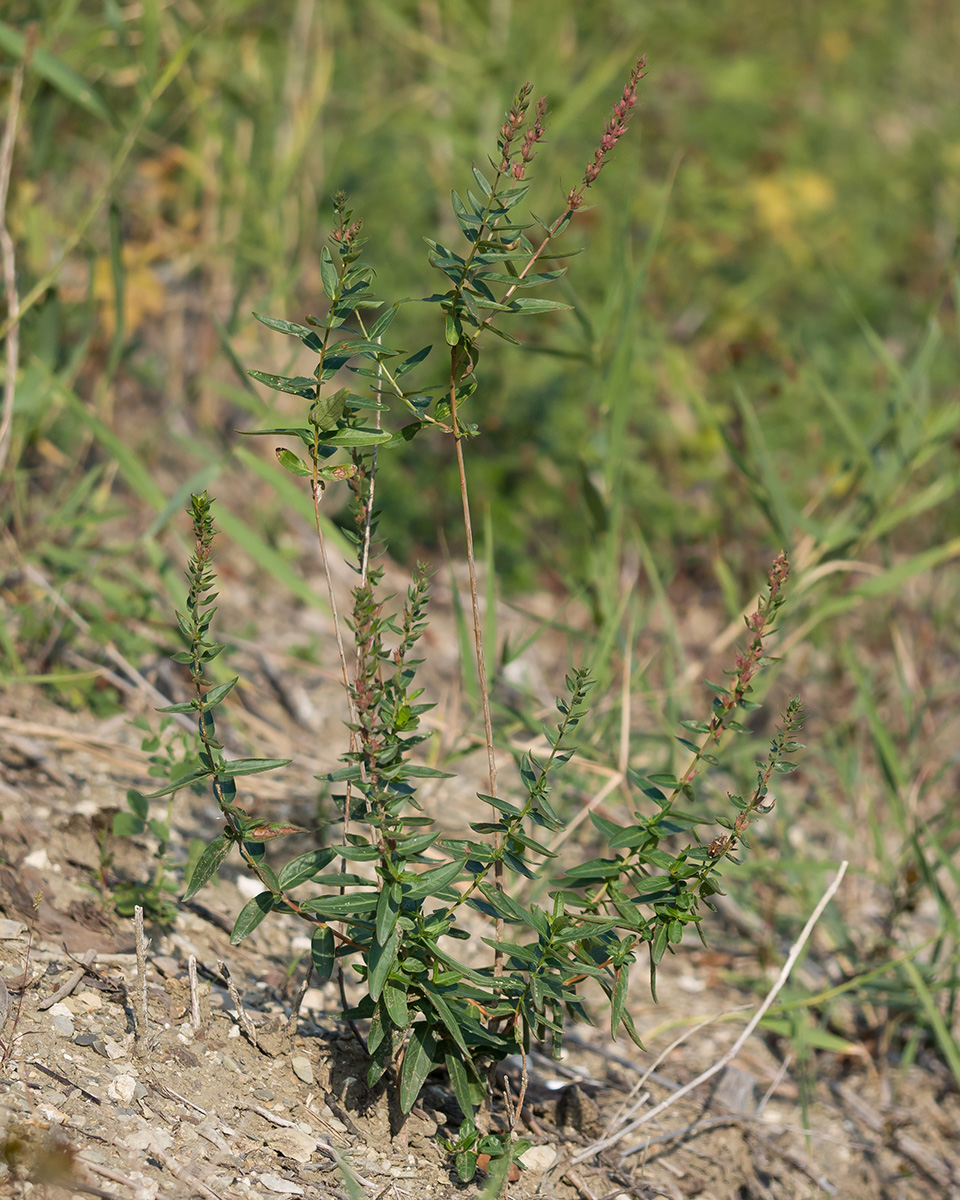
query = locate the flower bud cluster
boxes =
[568,55,646,210]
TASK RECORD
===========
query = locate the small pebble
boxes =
[151,956,180,977]
[265,1128,317,1164]
[104,1038,128,1060]
[519,1144,558,1172]
[52,1015,75,1038]
[107,1075,138,1105]
[122,1129,174,1153]
[290,1054,314,1085]
[258,1174,304,1195]
[254,1088,274,1101]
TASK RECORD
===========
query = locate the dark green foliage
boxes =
[157,74,804,1176]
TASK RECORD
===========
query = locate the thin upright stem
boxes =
[449,353,503,967]
[0,42,27,477]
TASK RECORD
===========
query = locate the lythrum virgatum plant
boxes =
[147,62,805,1182]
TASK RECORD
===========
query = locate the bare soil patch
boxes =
[2,562,959,1199]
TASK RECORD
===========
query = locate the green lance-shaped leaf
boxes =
[319,245,338,299]
[368,926,400,1003]
[230,891,276,944]
[310,925,335,982]
[276,448,313,478]
[444,1050,484,1122]
[383,980,409,1029]
[218,757,290,777]
[252,311,324,351]
[183,833,231,901]
[399,1023,438,1113]
[247,370,318,398]
[311,388,348,430]
[375,883,401,946]
[278,847,338,891]
[404,857,467,900]
[610,967,628,1041]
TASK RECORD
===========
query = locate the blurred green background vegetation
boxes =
[2,0,960,1092]
[4,0,958,596]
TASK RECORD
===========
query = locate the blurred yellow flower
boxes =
[751,170,835,264]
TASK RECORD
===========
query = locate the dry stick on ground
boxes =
[600,1005,752,1140]
[133,906,149,1052]
[188,953,202,1029]
[571,860,849,1165]
[218,959,258,1048]
[37,948,97,1011]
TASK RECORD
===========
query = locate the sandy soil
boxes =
[2,554,959,1200]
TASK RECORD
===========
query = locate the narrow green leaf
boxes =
[278,847,338,890]
[300,893,379,917]
[444,1050,478,1121]
[183,833,231,900]
[310,925,335,982]
[203,678,239,707]
[252,311,323,351]
[369,927,400,1003]
[611,968,627,1040]
[320,246,338,299]
[375,884,401,946]
[142,767,211,799]
[230,891,275,944]
[420,982,470,1059]
[405,858,467,900]
[399,1024,438,1113]
[383,980,409,1029]
[218,757,290,777]
[276,448,313,477]
[246,369,317,397]
[505,297,572,315]
[0,22,114,125]
[319,427,392,448]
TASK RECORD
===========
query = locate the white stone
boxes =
[23,849,52,870]
[519,1144,558,1172]
[266,1128,317,1164]
[290,1054,314,1084]
[108,1075,138,1105]
[258,1174,304,1195]
[104,1037,129,1060]
[122,1128,173,1153]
